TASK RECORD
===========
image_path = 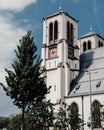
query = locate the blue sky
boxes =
[0,0,104,117]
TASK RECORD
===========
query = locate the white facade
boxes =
[41,7,104,130]
[41,7,79,104]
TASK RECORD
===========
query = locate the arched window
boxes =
[92,100,101,128]
[101,42,103,47]
[49,22,53,42]
[70,102,78,113]
[67,21,70,42]
[71,23,74,44]
[88,40,91,50]
[83,42,86,52]
[98,41,100,47]
[70,102,79,130]
[54,21,58,40]
[98,41,103,47]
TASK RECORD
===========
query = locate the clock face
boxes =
[49,48,57,58]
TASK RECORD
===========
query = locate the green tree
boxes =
[0,117,10,129]
[53,104,70,130]
[87,101,102,129]
[53,103,83,130]
[27,100,55,130]
[0,31,48,130]
[68,103,83,130]
[8,114,21,130]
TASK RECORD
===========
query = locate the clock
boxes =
[49,48,57,58]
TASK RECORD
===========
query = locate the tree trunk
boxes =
[21,107,25,130]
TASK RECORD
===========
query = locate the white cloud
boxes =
[0,12,26,116]
[0,14,27,87]
[0,0,37,11]
[0,0,38,117]
[0,13,26,71]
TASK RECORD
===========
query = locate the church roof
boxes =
[67,47,104,97]
[80,26,96,39]
[79,26,104,40]
[43,6,78,22]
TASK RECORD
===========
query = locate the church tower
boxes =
[41,6,79,104]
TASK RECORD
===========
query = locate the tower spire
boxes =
[90,25,93,31]
[59,4,63,12]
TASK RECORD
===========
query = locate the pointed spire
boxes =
[90,25,93,31]
[59,4,63,13]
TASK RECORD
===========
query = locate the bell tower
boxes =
[41,6,79,104]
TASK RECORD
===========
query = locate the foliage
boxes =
[8,114,21,130]
[53,103,84,130]
[0,114,28,130]
[68,104,83,130]
[0,101,54,130]
[0,117,10,129]
[27,100,55,130]
[0,103,84,130]
[53,104,70,130]
[96,104,104,129]
[0,31,48,130]
[0,31,84,130]
[87,102,102,129]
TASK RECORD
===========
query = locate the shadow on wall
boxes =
[70,50,94,92]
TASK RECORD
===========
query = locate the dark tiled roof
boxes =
[43,7,78,22]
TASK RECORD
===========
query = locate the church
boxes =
[41,6,104,130]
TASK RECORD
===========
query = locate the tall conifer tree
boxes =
[0,31,48,130]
